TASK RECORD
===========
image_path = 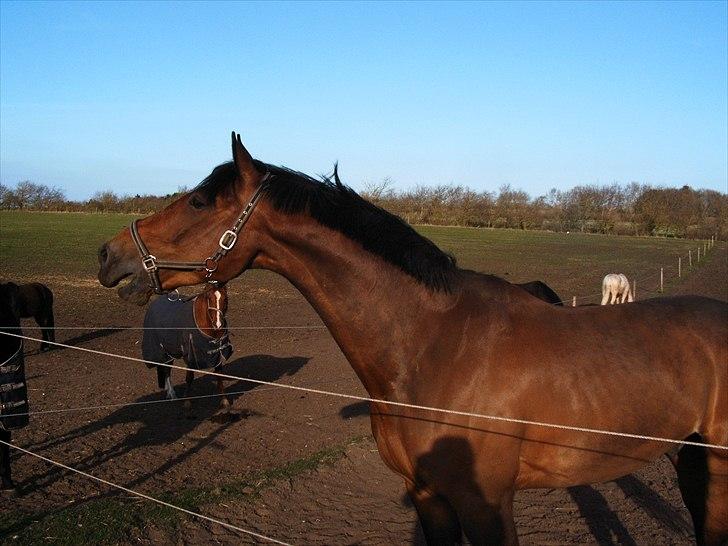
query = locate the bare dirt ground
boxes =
[2,244,726,545]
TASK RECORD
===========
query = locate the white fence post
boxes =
[678,256,681,278]
[697,247,701,262]
[633,279,636,300]
[572,296,576,307]
[660,268,664,293]
[689,250,692,267]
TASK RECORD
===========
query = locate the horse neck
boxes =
[254,214,458,399]
[193,291,226,338]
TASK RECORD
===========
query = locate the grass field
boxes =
[0,210,712,303]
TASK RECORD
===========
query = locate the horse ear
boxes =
[231,132,260,186]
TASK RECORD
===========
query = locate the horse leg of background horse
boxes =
[183,370,195,419]
[406,482,463,545]
[216,377,230,412]
[601,288,609,305]
[35,287,55,351]
[0,429,14,491]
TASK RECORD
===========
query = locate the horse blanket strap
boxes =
[0,342,29,431]
[142,296,234,377]
[130,173,271,294]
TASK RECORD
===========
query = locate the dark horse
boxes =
[98,134,727,545]
[0,282,55,351]
[0,283,30,492]
[515,281,563,306]
[143,284,234,418]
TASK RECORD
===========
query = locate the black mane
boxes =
[195,161,457,292]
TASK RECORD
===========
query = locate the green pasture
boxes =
[1,211,139,279]
[0,211,711,303]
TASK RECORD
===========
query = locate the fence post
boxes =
[678,256,681,278]
[633,279,636,300]
[660,268,664,293]
[697,247,701,262]
[689,250,692,267]
[572,296,576,307]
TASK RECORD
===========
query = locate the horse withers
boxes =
[142,285,233,419]
[0,282,55,351]
[98,133,727,545]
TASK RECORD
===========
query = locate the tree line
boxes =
[2,179,726,239]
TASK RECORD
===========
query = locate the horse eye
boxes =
[189,195,206,210]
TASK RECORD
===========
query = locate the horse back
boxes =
[14,282,53,318]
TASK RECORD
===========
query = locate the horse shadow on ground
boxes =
[339,404,693,544]
[21,327,123,357]
[567,475,693,545]
[15,354,310,500]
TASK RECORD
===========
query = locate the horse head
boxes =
[98,133,269,304]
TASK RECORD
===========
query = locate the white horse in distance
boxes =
[601,273,634,305]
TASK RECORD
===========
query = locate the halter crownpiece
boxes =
[130,173,271,294]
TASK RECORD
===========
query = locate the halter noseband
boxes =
[130,173,271,294]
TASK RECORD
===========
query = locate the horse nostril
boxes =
[98,244,109,265]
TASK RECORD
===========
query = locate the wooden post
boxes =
[633,279,636,300]
[572,296,576,307]
[697,247,701,262]
[678,256,681,278]
[660,268,664,293]
[689,250,692,267]
[704,241,707,255]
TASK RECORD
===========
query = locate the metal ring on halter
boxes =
[166,289,181,302]
[204,258,219,273]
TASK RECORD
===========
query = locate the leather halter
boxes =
[130,174,271,294]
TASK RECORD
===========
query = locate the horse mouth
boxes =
[117,272,153,305]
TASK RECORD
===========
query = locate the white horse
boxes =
[601,273,633,305]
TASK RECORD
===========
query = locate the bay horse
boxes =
[142,285,233,418]
[97,133,727,545]
[0,282,55,351]
[601,273,634,305]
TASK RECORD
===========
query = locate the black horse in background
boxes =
[0,283,31,493]
[516,280,564,305]
[0,282,55,351]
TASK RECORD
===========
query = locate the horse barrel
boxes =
[0,342,29,430]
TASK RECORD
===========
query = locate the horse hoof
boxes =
[1,483,18,496]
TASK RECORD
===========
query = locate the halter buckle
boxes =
[219,230,237,251]
[142,255,158,272]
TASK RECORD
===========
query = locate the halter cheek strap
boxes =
[130,174,271,295]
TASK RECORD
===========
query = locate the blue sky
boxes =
[1,1,726,200]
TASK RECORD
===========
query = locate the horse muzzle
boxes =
[97,236,153,305]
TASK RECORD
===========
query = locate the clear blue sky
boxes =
[1,1,726,200]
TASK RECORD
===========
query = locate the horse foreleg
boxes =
[217,377,230,411]
[610,289,619,304]
[35,312,52,351]
[454,488,519,546]
[163,373,177,400]
[183,370,195,419]
[0,429,15,491]
[406,482,462,545]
